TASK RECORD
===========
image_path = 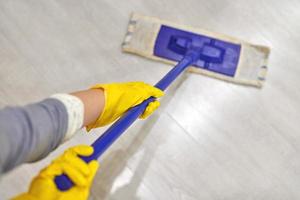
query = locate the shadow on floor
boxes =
[90,72,189,200]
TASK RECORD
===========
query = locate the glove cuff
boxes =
[12,193,37,200]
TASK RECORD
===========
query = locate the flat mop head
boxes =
[122,13,270,87]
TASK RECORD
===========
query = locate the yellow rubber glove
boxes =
[86,82,164,131]
[13,145,99,200]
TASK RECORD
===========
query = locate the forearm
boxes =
[71,88,104,127]
[0,82,159,175]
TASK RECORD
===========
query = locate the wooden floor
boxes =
[0,0,300,199]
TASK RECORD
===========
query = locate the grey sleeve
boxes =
[0,98,68,174]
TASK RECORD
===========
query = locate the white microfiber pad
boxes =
[122,13,270,87]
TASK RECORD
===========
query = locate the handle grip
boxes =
[55,54,196,191]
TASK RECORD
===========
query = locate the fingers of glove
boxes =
[62,152,91,176]
[57,145,94,176]
[38,162,63,178]
[67,145,94,157]
[140,83,164,98]
[140,101,160,119]
[53,147,89,164]
[87,161,99,184]
[60,162,88,187]
[39,145,94,183]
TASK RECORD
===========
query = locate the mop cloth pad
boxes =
[122,13,270,87]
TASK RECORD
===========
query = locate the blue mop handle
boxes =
[55,53,196,191]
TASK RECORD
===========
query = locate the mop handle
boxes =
[55,53,197,191]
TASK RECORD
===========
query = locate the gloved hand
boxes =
[86,82,164,131]
[13,145,99,200]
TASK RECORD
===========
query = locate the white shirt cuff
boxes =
[50,93,84,141]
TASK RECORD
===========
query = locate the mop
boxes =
[55,13,270,190]
[123,13,270,87]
